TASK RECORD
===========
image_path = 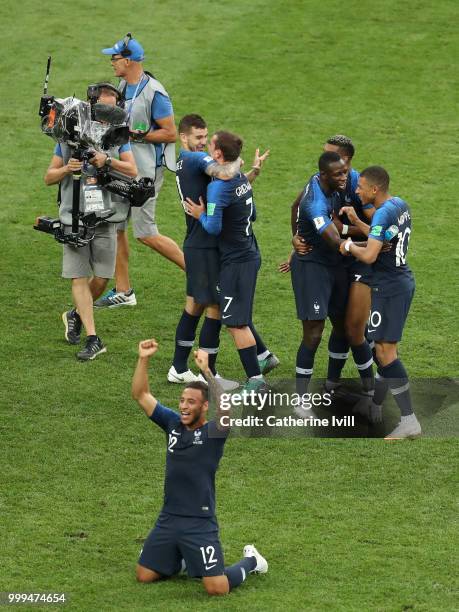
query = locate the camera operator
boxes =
[44,84,137,361]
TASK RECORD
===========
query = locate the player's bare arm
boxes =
[206,158,242,180]
[291,189,303,235]
[278,189,306,272]
[338,206,370,237]
[132,339,159,416]
[245,148,270,184]
[339,237,382,263]
[193,349,227,431]
[321,222,345,251]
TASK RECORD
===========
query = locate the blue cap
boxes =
[102,34,145,62]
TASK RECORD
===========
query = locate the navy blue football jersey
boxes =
[199,174,259,264]
[297,175,341,266]
[368,197,415,295]
[176,149,218,248]
[150,403,228,518]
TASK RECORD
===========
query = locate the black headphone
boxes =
[87,83,125,109]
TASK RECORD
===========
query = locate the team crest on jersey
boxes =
[314,301,320,313]
[313,216,325,230]
[193,429,203,445]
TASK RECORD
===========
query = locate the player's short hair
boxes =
[213,131,243,162]
[326,134,355,158]
[318,151,342,172]
[178,114,207,134]
[360,166,390,191]
[184,381,209,402]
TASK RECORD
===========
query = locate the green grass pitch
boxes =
[1,0,458,610]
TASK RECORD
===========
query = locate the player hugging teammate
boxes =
[288,136,420,440]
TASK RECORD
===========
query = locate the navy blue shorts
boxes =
[184,247,220,305]
[347,258,372,287]
[291,256,349,320]
[219,257,261,327]
[138,512,225,578]
[367,288,414,342]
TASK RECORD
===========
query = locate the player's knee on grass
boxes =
[374,341,398,367]
[202,575,230,596]
[135,564,162,583]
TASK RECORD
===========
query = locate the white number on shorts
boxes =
[168,434,178,453]
[368,310,382,330]
[223,296,233,313]
[395,228,411,266]
[200,545,217,568]
[245,196,253,236]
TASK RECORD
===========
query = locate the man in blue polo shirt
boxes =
[96,33,183,308]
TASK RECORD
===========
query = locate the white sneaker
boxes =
[243,544,268,574]
[167,366,200,384]
[94,288,137,308]
[384,414,422,440]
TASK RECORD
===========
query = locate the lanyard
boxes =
[126,74,147,120]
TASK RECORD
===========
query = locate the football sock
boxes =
[351,341,375,392]
[296,342,317,394]
[248,322,270,359]
[172,311,200,373]
[380,359,413,416]
[238,345,261,378]
[199,317,222,375]
[327,331,349,383]
[373,369,389,406]
[224,557,257,590]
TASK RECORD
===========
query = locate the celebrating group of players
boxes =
[45,33,421,597]
[167,120,421,442]
[130,120,421,596]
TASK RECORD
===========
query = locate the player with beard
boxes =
[132,340,268,595]
[170,116,276,386]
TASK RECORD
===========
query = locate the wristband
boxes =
[104,155,112,167]
[342,224,349,236]
[344,239,352,252]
